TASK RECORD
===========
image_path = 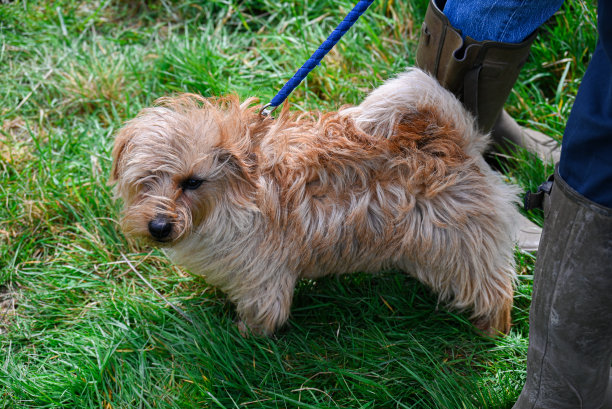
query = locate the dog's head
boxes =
[109,94,261,245]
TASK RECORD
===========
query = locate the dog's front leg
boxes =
[233,272,297,337]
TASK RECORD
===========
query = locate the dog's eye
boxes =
[181,178,204,190]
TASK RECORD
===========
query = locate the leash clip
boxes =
[259,103,278,118]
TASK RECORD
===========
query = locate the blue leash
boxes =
[260,0,375,117]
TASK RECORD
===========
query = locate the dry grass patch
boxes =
[0,285,17,335]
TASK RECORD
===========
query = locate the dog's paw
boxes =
[472,307,512,337]
[235,319,272,338]
[235,320,251,338]
[472,319,509,337]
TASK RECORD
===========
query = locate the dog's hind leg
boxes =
[469,271,514,336]
[397,211,516,336]
[404,257,514,336]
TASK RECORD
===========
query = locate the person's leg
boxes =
[559,45,612,208]
[514,2,612,408]
[514,168,612,409]
[416,0,563,164]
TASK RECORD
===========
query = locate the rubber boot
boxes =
[493,110,561,164]
[415,0,561,164]
[415,0,557,252]
[514,168,612,409]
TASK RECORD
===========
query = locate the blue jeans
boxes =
[442,0,612,208]
[443,0,564,43]
[559,0,612,208]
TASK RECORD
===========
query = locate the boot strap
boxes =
[524,175,554,211]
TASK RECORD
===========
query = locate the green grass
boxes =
[0,0,597,407]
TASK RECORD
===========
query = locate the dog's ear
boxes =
[214,148,257,185]
[213,148,259,211]
[108,126,134,184]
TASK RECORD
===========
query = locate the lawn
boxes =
[0,0,597,408]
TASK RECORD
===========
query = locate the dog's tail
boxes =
[342,68,489,157]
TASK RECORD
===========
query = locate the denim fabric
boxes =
[559,0,612,208]
[442,0,564,43]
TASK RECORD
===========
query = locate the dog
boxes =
[110,68,520,337]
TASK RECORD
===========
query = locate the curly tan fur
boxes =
[110,69,519,336]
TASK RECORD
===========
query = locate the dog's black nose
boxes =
[148,217,173,241]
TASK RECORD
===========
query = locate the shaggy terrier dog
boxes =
[110,68,519,336]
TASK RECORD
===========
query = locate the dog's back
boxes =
[342,68,489,158]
